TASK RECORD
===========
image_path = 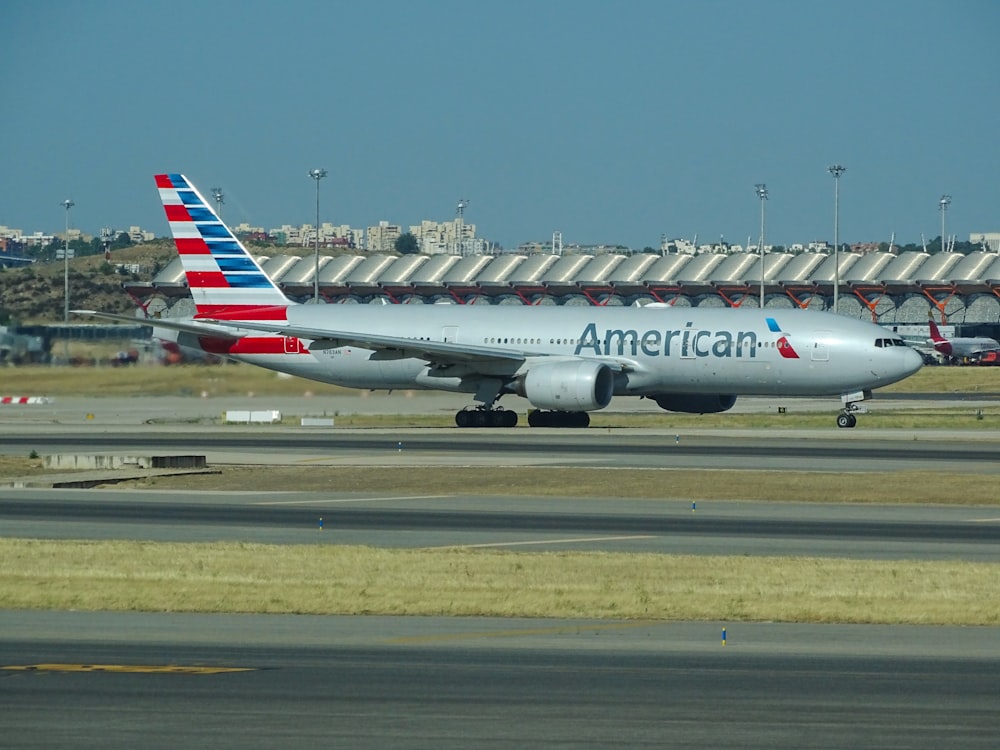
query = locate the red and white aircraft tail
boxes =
[155,173,293,321]
[926,314,1000,360]
[926,316,953,356]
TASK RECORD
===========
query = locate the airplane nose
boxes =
[900,347,924,377]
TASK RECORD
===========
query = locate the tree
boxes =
[395,232,419,255]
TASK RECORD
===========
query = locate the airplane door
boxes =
[811,332,830,362]
[441,326,459,343]
[283,336,303,354]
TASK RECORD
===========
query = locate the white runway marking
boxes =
[435,535,656,549]
[253,494,452,506]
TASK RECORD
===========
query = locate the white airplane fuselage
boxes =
[177,303,922,399]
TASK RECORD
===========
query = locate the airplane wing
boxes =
[205,318,527,364]
[72,310,240,339]
[73,310,629,371]
[222,318,632,372]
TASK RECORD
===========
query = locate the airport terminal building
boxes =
[132,248,1000,336]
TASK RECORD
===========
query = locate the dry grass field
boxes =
[1,539,996,625]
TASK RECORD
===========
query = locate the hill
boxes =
[0,242,177,325]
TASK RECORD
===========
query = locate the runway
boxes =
[3,425,1000,474]
[2,487,1000,560]
[2,397,999,747]
[2,611,999,749]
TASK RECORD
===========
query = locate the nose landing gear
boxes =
[836,389,871,429]
[836,411,857,429]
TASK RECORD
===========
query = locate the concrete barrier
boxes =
[45,454,207,470]
[224,410,282,424]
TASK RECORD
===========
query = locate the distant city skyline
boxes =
[2,1,998,250]
[3,211,992,255]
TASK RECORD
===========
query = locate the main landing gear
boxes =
[453,380,593,428]
[836,389,871,429]
[455,407,518,428]
[453,406,592,428]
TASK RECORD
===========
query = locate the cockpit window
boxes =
[875,337,909,348]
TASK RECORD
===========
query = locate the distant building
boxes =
[409,218,479,255]
[970,233,1000,253]
[367,220,401,253]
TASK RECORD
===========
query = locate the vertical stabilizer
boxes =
[926,315,952,355]
[155,173,292,319]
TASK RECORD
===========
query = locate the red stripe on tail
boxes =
[164,204,192,222]
[186,271,229,288]
[194,305,289,321]
[174,238,211,254]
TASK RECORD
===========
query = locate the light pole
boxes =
[456,198,469,256]
[828,165,846,313]
[939,194,951,252]
[754,183,768,307]
[211,188,224,218]
[60,199,75,324]
[308,168,327,303]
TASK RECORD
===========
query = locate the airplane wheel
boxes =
[836,413,856,429]
[471,410,488,428]
[501,409,518,428]
[455,410,471,428]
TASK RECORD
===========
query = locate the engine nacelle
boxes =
[518,360,614,412]
[653,393,737,414]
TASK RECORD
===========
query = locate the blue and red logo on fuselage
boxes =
[766,317,799,359]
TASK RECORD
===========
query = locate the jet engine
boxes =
[517,360,615,411]
[653,393,737,414]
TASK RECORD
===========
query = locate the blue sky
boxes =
[2,0,998,250]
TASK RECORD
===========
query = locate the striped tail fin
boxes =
[155,173,293,320]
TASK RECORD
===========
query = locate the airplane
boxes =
[75,173,924,429]
[927,316,1000,363]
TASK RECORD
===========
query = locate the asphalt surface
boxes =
[1,396,999,747]
[3,488,1000,560]
[3,612,999,750]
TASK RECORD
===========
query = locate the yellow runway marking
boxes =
[2,664,253,674]
[430,534,655,549]
[254,494,451,505]
[387,620,661,645]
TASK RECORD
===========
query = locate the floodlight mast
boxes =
[754,183,768,307]
[939,194,952,252]
[211,188,224,219]
[309,168,328,302]
[61,199,74,324]
[828,165,846,313]
[456,198,469,256]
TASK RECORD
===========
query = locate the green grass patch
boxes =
[1,539,996,625]
[7,363,1000,398]
[107,466,1000,505]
